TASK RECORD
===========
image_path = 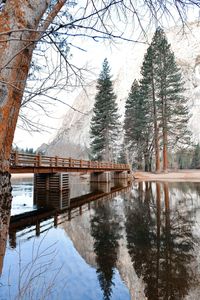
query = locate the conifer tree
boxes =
[191,144,200,169]
[138,27,190,172]
[152,27,190,172]
[140,46,161,172]
[90,59,120,161]
[124,79,149,169]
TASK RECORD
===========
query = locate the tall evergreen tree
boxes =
[152,27,191,171]
[138,27,190,172]
[124,79,150,169]
[90,58,120,161]
[140,46,161,172]
[191,143,200,168]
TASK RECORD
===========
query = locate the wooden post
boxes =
[14,151,19,165]
[69,157,72,167]
[80,159,82,168]
[37,154,42,167]
[55,156,58,167]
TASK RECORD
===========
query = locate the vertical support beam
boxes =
[91,181,111,193]
[59,173,63,191]
[55,156,58,167]
[37,154,42,167]
[113,171,128,179]
[90,172,111,183]
[34,173,70,209]
[69,157,72,167]
[14,151,19,165]
[113,171,128,187]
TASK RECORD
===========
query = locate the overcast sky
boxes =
[13,4,200,151]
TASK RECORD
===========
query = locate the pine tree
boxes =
[138,27,190,172]
[90,58,120,161]
[151,27,191,171]
[124,79,149,169]
[191,144,200,168]
[140,46,161,172]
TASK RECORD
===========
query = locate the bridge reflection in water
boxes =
[9,177,130,249]
[1,178,200,300]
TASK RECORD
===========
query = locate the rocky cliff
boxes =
[45,22,200,158]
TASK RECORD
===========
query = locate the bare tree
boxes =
[0,0,199,173]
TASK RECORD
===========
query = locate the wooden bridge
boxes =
[10,152,130,174]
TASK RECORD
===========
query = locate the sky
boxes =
[13,41,127,150]
[13,2,200,150]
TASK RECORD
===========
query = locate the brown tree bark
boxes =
[0,0,66,172]
[163,128,168,172]
[0,172,12,274]
[152,70,160,173]
[160,75,168,172]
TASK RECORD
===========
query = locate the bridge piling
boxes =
[90,171,111,183]
[113,171,128,179]
[34,173,69,192]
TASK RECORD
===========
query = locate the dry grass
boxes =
[134,170,200,182]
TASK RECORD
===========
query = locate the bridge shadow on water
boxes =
[1,175,200,299]
[8,176,130,249]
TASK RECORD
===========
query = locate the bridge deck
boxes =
[10,152,130,174]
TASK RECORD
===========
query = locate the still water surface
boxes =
[1,176,200,300]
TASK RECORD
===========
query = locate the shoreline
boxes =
[11,173,33,178]
[10,170,200,182]
[133,170,200,181]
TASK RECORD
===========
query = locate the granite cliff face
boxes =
[45,22,200,158]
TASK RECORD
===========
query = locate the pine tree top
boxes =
[99,58,111,81]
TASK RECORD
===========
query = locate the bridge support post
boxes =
[34,173,70,209]
[90,172,111,183]
[34,173,69,191]
[90,182,111,193]
[113,171,128,179]
[113,171,128,187]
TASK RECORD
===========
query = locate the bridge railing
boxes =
[10,152,130,170]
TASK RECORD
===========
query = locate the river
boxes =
[0,175,200,300]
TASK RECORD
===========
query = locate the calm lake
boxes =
[1,175,200,300]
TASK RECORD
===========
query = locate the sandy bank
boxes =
[134,170,200,181]
[11,173,33,179]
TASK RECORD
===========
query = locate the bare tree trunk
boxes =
[152,71,160,173]
[0,0,67,172]
[0,172,12,274]
[163,128,168,172]
[162,93,168,172]
[0,1,48,171]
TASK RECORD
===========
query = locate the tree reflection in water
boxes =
[125,181,200,300]
[91,199,122,300]
[0,173,12,275]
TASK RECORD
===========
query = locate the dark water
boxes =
[1,177,200,300]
